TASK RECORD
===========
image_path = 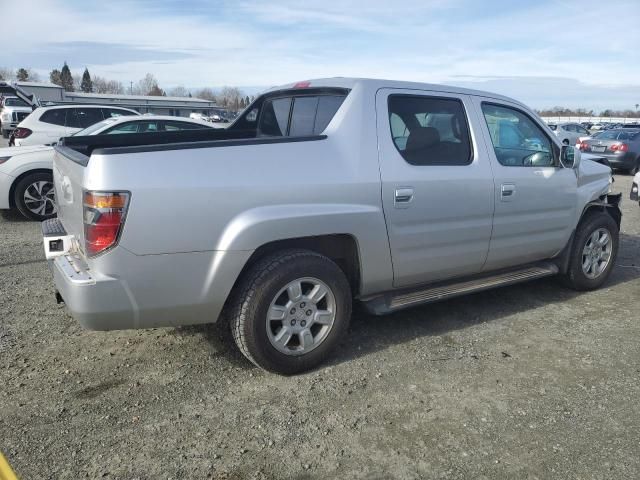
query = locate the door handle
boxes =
[394,187,414,208]
[501,183,516,201]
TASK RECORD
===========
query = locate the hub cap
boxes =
[581,228,612,279]
[23,180,56,217]
[266,277,336,356]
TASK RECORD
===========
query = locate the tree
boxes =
[93,76,124,94]
[80,68,93,93]
[218,86,244,109]
[135,73,159,95]
[245,95,251,106]
[0,67,13,81]
[16,68,29,81]
[148,83,165,96]
[194,87,216,102]
[60,62,74,92]
[168,86,189,97]
[50,69,63,86]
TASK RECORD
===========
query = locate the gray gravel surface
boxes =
[1,174,639,480]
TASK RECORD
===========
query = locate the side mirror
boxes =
[561,145,581,169]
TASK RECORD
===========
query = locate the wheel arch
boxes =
[8,168,53,208]
[233,234,362,297]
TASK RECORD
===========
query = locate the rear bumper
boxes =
[45,220,252,331]
[595,152,636,169]
[50,254,137,330]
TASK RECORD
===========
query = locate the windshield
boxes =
[4,98,29,107]
[74,119,115,136]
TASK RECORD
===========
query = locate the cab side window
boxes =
[481,103,554,167]
[388,95,472,166]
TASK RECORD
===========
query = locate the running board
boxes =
[362,263,559,315]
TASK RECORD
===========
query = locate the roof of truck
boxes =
[265,77,528,108]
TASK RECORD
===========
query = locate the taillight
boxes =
[13,127,32,139]
[579,141,590,151]
[83,191,130,256]
[610,143,628,152]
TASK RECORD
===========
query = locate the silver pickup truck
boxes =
[44,78,621,374]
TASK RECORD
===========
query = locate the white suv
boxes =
[0,96,33,138]
[13,105,139,146]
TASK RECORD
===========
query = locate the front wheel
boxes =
[228,249,352,374]
[562,212,618,291]
[14,172,57,221]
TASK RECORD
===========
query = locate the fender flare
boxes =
[555,193,622,274]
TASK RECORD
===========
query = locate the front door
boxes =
[472,99,577,270]
[376,88,495,288]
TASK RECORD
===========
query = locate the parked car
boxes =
[579,129,640,174]
[44,78,621,374]
[553,122,591,146]
[12,105,140,146]
[0,96,32,138]
[631,171,639,206]
[1,115,215,220]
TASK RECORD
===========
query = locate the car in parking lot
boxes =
[45,77,621,374]
[0,115,215,220]
[552,122,591,146]
[0,96,32,138]
[579,129,640,174]
[12,105,140,146]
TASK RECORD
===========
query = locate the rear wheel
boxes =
[228,249,352,374]
[627,158,639,175]
[562,212,618,290]
[14,172,57,221]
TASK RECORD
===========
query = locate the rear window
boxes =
[258,94,345,137]
[39,108,68,126]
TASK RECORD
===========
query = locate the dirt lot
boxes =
[1,174,639,480]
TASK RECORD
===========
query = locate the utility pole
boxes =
[130,81,133,95]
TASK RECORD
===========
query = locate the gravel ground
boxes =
[1,174,639,480]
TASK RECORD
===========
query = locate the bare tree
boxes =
[0,67,13,81]
[135,73,160,96]
[218,86,244,109]
[93,76,125,94]
[168,86,189,97]
[194,88,216,102]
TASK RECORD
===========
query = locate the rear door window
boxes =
[39,109,68,126]
[387,95,473,166]
[102,108,137,118]
[66,108,104,129]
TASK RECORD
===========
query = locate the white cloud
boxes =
[3,0,639,109]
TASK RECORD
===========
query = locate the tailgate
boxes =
[53,146,88,254]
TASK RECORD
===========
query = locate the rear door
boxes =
[473,98,577,270]
[376,88,495,288]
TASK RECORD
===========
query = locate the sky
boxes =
[3,0,640,111]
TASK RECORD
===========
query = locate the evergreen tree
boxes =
[16,68,29,81]
[80,68,93,93]
[50,69,63,86]
[60,62,74,92]
[245,95,250,106]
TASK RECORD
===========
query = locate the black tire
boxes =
[14,171,57,221]
[1,129,9,139]
[228,249,352,375]
[627,159,640,175]
[562,212,618,291]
